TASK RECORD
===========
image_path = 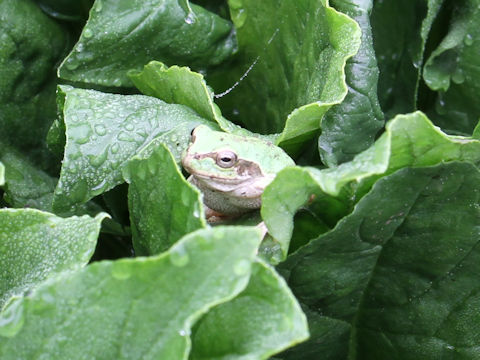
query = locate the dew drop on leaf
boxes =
[169,246,190,267]
[83,28,93,39]
[0,298,25,338]
[233,259,250,275]
[94,124,107,136]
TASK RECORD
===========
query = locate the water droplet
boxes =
[111,262,131,280]
[95,0,103,12]
[179,329,187,336]
[73,124,92,144]
[111,143,119,154]
[91,178,108,195]
[88,148,108,167]
[185,12,196,24]
[193,206,200,218]
[0,298,25,337]
[83,28,93,39]
[233,259,250,275]
[125,123,134,131]
[65,58,79,70]
[232,8,247,28]
[464,34,473,46]
[452,69,465,84]
[94,124,107,136]
[113,78,122,87]
[169,246,190,267]
[76,43,84,52]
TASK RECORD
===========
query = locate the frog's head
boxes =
[181,125,294,195]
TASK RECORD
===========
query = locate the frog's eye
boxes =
[216,151,237,168]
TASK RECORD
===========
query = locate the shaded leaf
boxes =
[0,0,67,168]
[280,162,480,359]
[58,0,237,87]
[123,144,206,256]
[0,209,107,308]
[424,0,480,134]
[0,226,262,359]
[318,0,384,166]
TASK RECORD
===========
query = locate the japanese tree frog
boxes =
[182,125,295,217]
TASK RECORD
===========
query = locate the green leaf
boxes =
[0,209,107,309]
[58,0,237,87]
[0,143,57,211]
[33,0,93,21]
[209,0,360,149]
[318,0,384,166]
[262,111,480,256]
[0,0,67,168]
[423,0,480,134]
[280,162,480,359]
[0,162,4,186]
[0,226,263,359]
[190,259,309,359]
[129,61,276,141]
[52,85,214,213]
[123,144,206,256]
[371,0,444,118]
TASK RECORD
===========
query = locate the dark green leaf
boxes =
[423,0,480,134]
[34,0,93,21]
[58,0,237,87]
[0,0,67,168]
[0,209,107,308]
[262,112,480,257]
[0,226,263,359]
[371,0,444,118]
[318,0,384,166]
[0,143,57,211]
[52,85,214,213]
[123,144,206,256]
[190,259,309,360]
[280,162,480,359]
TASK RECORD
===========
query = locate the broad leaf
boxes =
[208,0,360,150]
[423,0,480,134]
[52,86,214,212]
[0,0,67,168]
[0,143,57,211]
[371,0,444,118]
[191,259,309,360]
[280,162,480,359]
[0,226,263,359]
[0,209,107,309]
[58,0,237,87]
[123,144,205,256]
[318,0,384,166]
[262,112,480,256]
[129,61,264,139]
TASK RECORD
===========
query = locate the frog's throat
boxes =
[192,174,275,198]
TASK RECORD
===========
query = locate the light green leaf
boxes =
[123,144,206,256]
[318,0,384,166]
[262,111,480,256]
[0,209,108,309]
[191,258,308,360]
[129,61,275,141]
[0,0,67,168]
[0,226,263,359]
[58,0,237,87]
[280,162,480,359]
[208,0,360,152]
[52,85,214,213]
[423,0,480,134]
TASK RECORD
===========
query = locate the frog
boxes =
[181,125,295,219]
